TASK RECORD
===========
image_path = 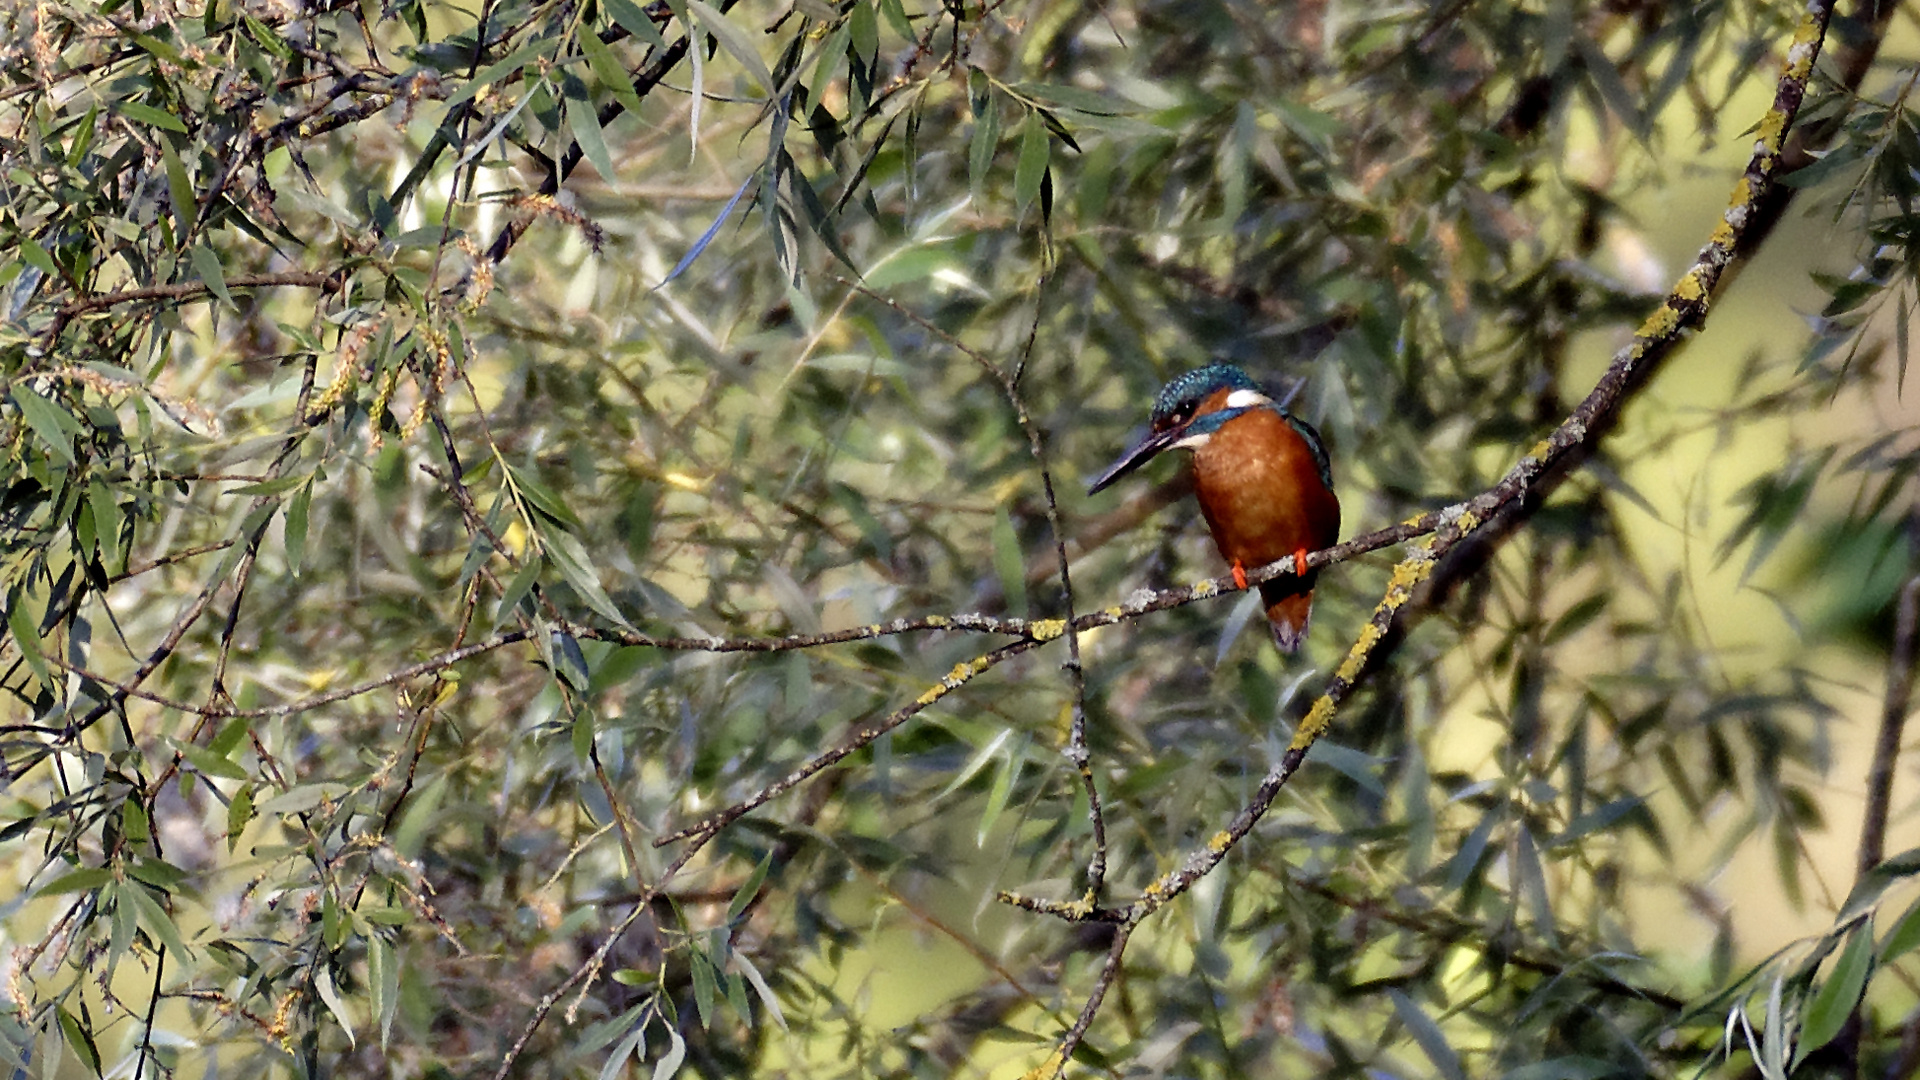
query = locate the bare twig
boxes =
[39,271,347,351]
[1861,570,1920,877]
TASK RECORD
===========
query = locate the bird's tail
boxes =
[1260,577,1317,654]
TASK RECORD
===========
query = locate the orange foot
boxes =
[1231,559,1248,590]
[1294,548,1309,575]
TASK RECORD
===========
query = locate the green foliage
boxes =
[2,0,1919,1077]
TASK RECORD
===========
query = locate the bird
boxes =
[1087,364,1341,653]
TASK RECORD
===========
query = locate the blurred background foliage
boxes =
[5,0,1920,1076]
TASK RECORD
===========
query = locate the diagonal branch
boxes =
[1002,1,1837,1071]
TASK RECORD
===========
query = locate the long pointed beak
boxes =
[1087,426,1180,495]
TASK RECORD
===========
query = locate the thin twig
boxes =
[38,271,347,350]
[1861,570,1920,877]
[51,514,1437,727]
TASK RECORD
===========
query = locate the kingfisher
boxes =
[1088,364,1341,653]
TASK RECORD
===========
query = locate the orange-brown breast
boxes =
[1189,404,1341,650]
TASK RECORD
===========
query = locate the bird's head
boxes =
[1087,364,1275,495]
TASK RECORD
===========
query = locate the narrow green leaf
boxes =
[18,236,57,276]
[723,958,749,1019]
[877,0,911,38]
[1389,990,1467,1080]
[731,949,787,1030]
[159,137,196,238]
[726,851,773,923]
[545,528,635,630]
[555,631,591,690]
[1273,97,1340,147]
[1033,107,1081,152]
[315,963,357,1047]
[565,76,618,181]
[571,704,595,761]
[658,172,753,287]
[323,890,349,950]
[108,880,135,964]
[118,100,187,133]
[652,1025,687,1080]
[286,478,312,576]
[1514,827,1555,940]
[191,244,232,308]
[507,463,584,529]
[370,935,400,1049]
[680,5,704,156]
[828,482,892,560]
[1899,290,1911,397]
[7,593,51,689]
[1761,967,1788,1080]
[446,39,555,108]
[126,857,188,890]
[1014,82,1135,116]
[788,156,859,272]
[1014,112,1048,214]
[848,0,877,63]
[38,867,112,895]
[226,783,254,851]
[1779,145,1867,190]
[1839,847,1920,924]
[690,948,717,1028]
[12,384,78,466]
[121,799,150,843]
[968,71,999,206]
[1573,34,1646,137]
[242,14,293,58]
[256,782,353,816]
[200,717,246,761]
[580,25,644,115]
[1882,891,1920,962]
[990,506,1027,618]
[180,741,249,782]
[686,0,772,95]
[605,0,666,46]
[1551,795,1643,848]
[1444,807,1500,893]
[578,1003,649,1058]
[1796,920,1875,1063]
[811,21,850,95]
[600,1021,648,1080]
[66,104,100,163]
[975,735,1024,846]
[130,32,186,65]
[491,556,543,634]
[126,880,192,959]
[88,481,122,563]
[1500,1056,1620,1080]
[1545,593,1607,644]
[226,474,308,496]
[56,1004,102,1076]
[937,728,1012,800]
[1303,740,1385,796]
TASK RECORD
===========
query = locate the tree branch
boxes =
[1002,1,1837,1071]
